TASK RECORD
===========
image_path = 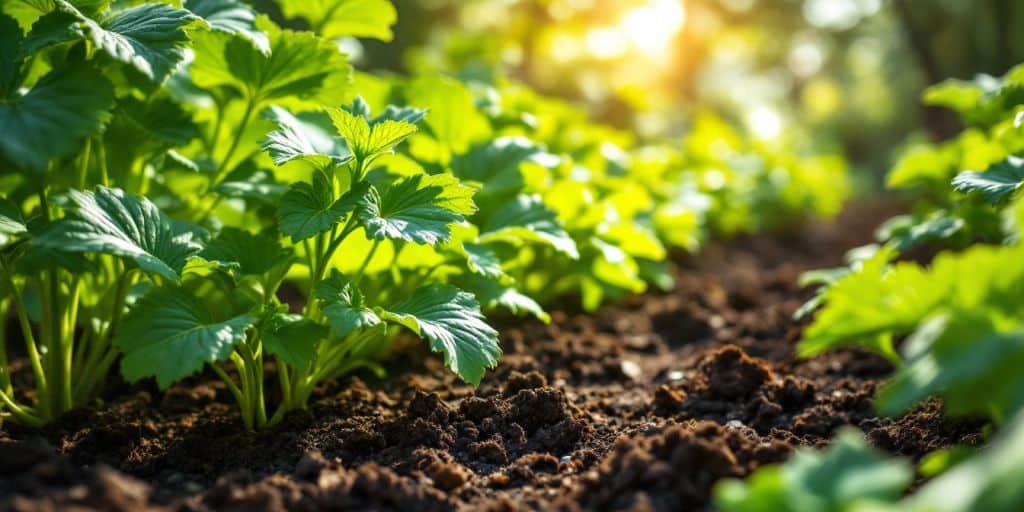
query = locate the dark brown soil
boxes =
[0,202,985,512]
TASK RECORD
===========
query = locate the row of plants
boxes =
[715,66,1024,511]
[0,0,847,430]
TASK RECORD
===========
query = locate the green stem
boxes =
[0,263,45,392]
[0,389,43,427]
[211,97,257,188]
[0,300,10,395]
[96,139,110,187]
[212,363,251,429]
[78,138,91,189]
[351,239,381,287]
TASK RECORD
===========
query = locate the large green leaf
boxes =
[184,0,269,54]
[0,62,113,172]
[277,0,396,41]
[315,269,380,338]
[262,106,352,168]
[480,194,579,258]
[357,173,476,245]
[33,187,202,280]
[461,275,549,323]
[952,155,1024,204]
[277,172,367,242]
[262,313,326,368]
[48,0,199,83]
[381,284,500,386]
[115,286,256,388]
[190,16,350,105]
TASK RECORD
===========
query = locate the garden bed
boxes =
[0,201,981,512]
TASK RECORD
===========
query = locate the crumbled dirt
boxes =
[0,202,985,511]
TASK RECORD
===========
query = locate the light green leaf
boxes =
[315,269,380,337]
[952,156,1024,204]
[185,0,269,54]
[213,166,287,203]
[0,198,26,237]
[0,61,114,172]
[461,275,549,323]
[357,173,476,245]
[277,172,367,242]
[480,194,579,258]
[190,16,351,105]
[115,286,256,388]
[33,187,202,280]
[53,0,200,83]
[263,106,352,168]
[404,76,489,155]
[715,429,911,512]
[262,313,326,368]
[461,242,503,278]
[327,104,418,161]
[278,0,397,41]
[381,284,500,386]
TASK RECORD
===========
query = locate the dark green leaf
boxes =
[185,0,269,54]
[357,173,476,245]
[277,172,367,242]
[315,269,380,337]
[0,61,113,172]
[33,187,202,280]
[381,284,500,386]
[262,106,352,168]
[262,313,326,368]
[115,286,256,388]
[480,194,578,258]
[952,156,1024,204]
[200,227,292,277]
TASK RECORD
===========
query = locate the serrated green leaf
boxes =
[262,313,326,368]
[277,172,367,242]
[33,187,202,280]
[0,61,114,172]
[115,286,256,388]
[381,284,500,385]
[185,0,269,55]
[199,227,292,277]
[480,194,578,258]
[952,156,1024,204]
[461,242,503,278]
[262,106,352,168]
[876,211,966,252]
[315,269,380,338]
[51,0,199,83]
[327,103,418,161]
[190,16,350,106]
[278,0,396,41]
[357,173,476,245]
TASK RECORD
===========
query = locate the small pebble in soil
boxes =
[668,370,684,381]
[620,360,642,380]
[726,420,745,429]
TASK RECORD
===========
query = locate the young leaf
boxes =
[315,269,381,338]
[190,16,351,106]
[357,173,476,245]
[184,0,269,55]
[0,61,114,172]
[327,104,418,161]
[33,187,203,280]
[480,194,579,258]
[262,106,352,168]
[115,286,257,388]
[278,0,397,41]
[461,275,550,323]
[0,198,26,240]
[277,172,368,242]
[381,284,500,386]
[52,0,200,83]
[952,155,1024,204]
[262,313,326,368]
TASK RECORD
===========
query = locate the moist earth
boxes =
[0,202,984,512]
